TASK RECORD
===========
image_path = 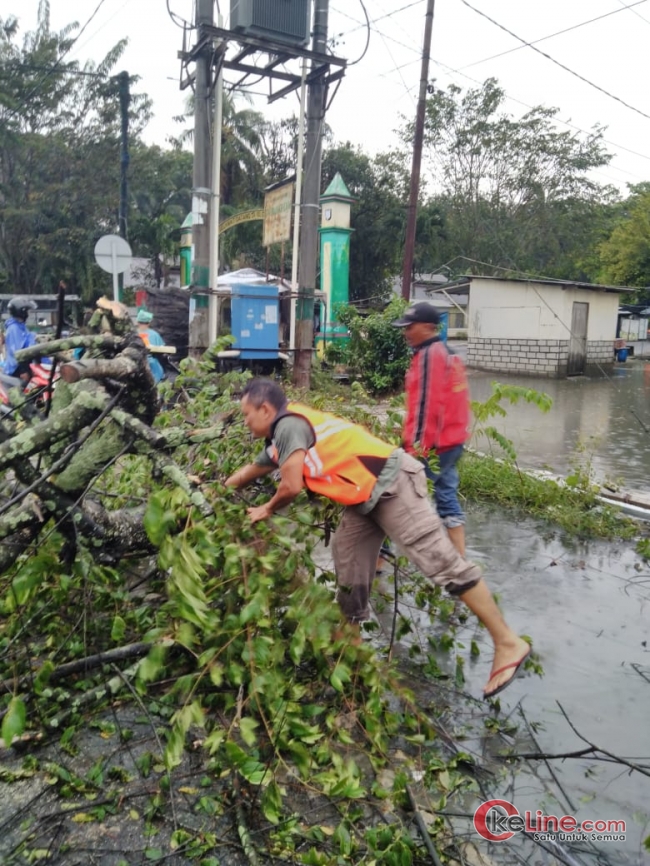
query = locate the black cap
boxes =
[391,302,441,327]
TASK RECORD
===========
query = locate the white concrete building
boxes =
[428,276,630,377]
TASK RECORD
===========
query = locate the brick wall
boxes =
[467,338,615,377]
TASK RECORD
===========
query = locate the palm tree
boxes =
[169,92,266,207]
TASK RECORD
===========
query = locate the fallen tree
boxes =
[0,327,645,864]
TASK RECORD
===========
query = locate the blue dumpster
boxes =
[616,347,629,362]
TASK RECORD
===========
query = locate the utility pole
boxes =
[189,0,214,356]
[401,0,435,301]
[293,0,329,389]
[117,70,130,301]
[117,71,130,242]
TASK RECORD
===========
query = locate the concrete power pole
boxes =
[293,0,329,389]
[189,0,214,355]
[401,0,435,301]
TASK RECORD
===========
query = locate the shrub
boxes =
[334,298,411,395]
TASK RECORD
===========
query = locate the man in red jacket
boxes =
[393,302,470,555]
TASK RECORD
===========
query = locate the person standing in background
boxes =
[392,303,470,555]
[136,308,165,383]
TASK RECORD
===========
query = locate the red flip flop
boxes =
[484,647,531,700]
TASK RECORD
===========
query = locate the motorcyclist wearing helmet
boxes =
[3,297,38,382]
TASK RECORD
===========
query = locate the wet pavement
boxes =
[463,505,649,864]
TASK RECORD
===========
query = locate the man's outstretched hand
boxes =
[247,504,272,524]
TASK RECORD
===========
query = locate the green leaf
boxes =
[34,661,55,694]
[111,615,126,642]
[454,656,465,688]
[239,717,258,747]
[2,697,26,747]
[329,663,351,693]
[144,849,164,860]
[143,494,178,545]
[261,780,282,825]
[204,728,226,755]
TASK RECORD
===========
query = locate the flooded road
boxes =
[317,496,649,862]
[461,505,649,864]
[458,360,650,862]
[354,356,650,861]
[467,358,650,493]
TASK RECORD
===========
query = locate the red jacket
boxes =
[403,337,470,455]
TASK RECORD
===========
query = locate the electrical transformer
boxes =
[229,0,311,47]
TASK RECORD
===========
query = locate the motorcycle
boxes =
[0,359,60,413]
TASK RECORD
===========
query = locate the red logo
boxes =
[473,799,521,842]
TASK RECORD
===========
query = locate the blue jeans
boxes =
[422,444,465,528]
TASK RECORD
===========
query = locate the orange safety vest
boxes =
[138,329,151,348]
[267,402,396,506]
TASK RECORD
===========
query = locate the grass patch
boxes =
[460,451,638,540]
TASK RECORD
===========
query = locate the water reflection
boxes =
[366,506,650,863]
[468,363,650,490]
[460,505,649,863]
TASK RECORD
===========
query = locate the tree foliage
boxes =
[321,144,410,301]
[128,144,193,287]
[596,183,650,296]
[333,297,411,394]
[0,2,152,297]
[412,79,617,281]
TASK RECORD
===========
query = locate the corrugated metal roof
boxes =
[428,275,632,294]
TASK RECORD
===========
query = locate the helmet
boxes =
[7,297,37,321]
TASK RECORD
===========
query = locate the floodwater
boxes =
[350,356,650,862]
[460,506,649,864]
[315,501,649,863]
[456,356,650,862]
[466,356,650,494]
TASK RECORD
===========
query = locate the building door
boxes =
[567,301,589,376]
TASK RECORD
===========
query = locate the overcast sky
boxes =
[13,0,650,193]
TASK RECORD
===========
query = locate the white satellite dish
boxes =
[94,234,132,300]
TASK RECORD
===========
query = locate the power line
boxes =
[331,0,425,40]
[375,29,417,108]
[330,5,421,56]
[461,0,649,71]
[431,54,650,171]
[615,0,650,24]
[4,0,111,121]
[166,0,195,30]
[459,0,650,123]
[346,0,371,67]
[0,62,107,79]
[69,0,135,59]
[334,2,650,179]
[429,56,650,187]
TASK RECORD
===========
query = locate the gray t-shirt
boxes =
[255,415,314,468]
[255,414,402,513]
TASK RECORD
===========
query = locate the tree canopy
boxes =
[596,183,650,297]
[3,6,650,307]
[410,79,618,282]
